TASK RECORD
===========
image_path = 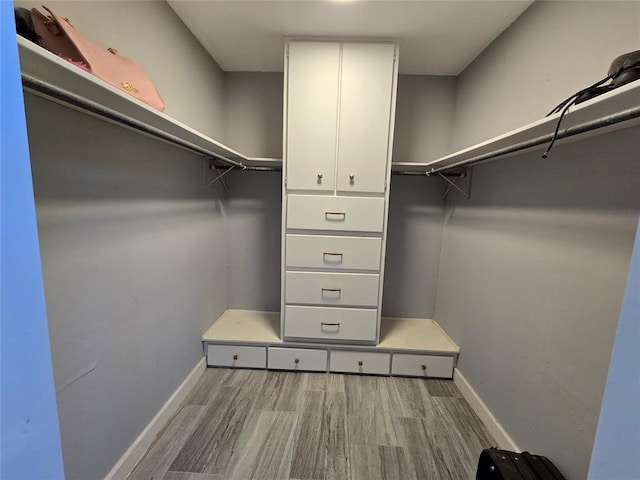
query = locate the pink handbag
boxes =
[31,6,165,112]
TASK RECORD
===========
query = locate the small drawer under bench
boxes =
[268,347,328,372]
[391,353,455,378]
[207,344,266,369]
[330,350,390,375]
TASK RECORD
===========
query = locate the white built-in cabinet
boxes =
[281,40,399,351]
[285,41,396,194]
[285,42,340,192]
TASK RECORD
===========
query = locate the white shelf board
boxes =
[202,310,282,344]
[17,36,248,164]
[423,80,640,171]
[378,317,459,353]
[203,309,459,356]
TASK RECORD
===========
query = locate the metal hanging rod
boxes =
[213,167,467,176]
[211,163,281,172]
[211,163,466,175]
[427,104,640,175]
[209,165,466,178]
[391,170,464,177]
[21,74,246,170]
[241,166,281,172]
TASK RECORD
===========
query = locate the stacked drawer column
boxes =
[281,40,399,347]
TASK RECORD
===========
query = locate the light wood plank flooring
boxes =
[128,368,493,480]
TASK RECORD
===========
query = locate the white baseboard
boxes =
[453,368,520,451]
[104,357,206,480]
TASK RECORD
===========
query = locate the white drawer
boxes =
[284,306,378,342]
[391,353,454,379]
[268,347,327,372]
[207,344,266,369]
[330,350,390,375]
[287,195,385,232]
[286,234,382,270]
[285,272,379,307]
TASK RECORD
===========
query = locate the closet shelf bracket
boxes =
[206,161,235,190]
[438,171,470,200]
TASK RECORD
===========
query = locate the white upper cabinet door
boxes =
[336,43,396,194]
[286,42,340,192]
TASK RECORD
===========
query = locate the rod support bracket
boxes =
[438,170,471,200]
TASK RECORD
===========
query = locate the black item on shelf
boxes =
[14,7,40,45]
[574,50,640,105]
[542,50,640,158]
[476,448,567,480]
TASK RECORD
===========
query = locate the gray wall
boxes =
[393,75,456,162]
[26,95,228,480]
[435,128,640,479]
[452,0,640,150]
[17,2,231,478]
[15,0,228,139]
[383,75,456,316]
[382,176,445,318]
[221,73,283,311]
[438,3,640,478]
[224,72,284,158]
[226,171,282,311]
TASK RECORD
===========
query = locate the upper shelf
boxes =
[18,35,640,175]
[421,80,640,173]
[17,36,249,167]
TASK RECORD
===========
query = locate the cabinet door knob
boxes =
[358,360,363,367]
[317,173,323,180]
[421,364,427,371]
[349,173,355,181]
[294,358,300,364]
[233,354,239,361]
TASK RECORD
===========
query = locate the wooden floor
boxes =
[128,368,494,480]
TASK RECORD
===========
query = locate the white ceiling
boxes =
[168,0,533,76]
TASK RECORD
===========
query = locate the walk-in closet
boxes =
[2,1,639,479]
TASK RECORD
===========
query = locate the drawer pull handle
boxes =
[321,288,342,293]
[325,211,346,220]
[349,173,355,182]
[421,364,427,371]
[323,252,343,258]
[317,173,323,180]
[294,358,300,364]
[358,360,363,367]
[320,322,340,327]
[233,354,239,361]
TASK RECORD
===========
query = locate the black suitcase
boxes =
[476,448,566,480]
